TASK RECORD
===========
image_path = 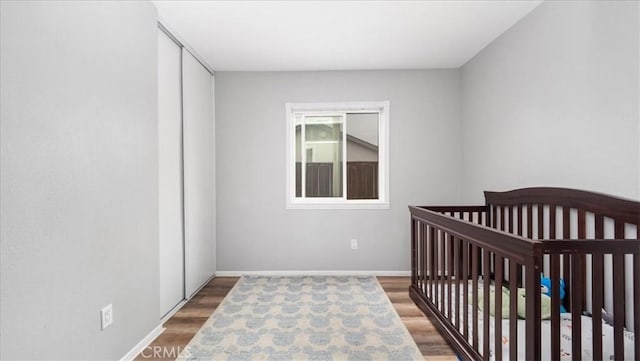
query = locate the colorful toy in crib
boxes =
[540,276,567,313]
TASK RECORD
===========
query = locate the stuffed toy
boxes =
[476,286,511,319]
[540,276,567,313]
[516,288,552,320]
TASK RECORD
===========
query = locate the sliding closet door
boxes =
[158,30,184,316]
[182,50,215,297]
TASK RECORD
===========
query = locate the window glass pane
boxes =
[304,116,343,198]
[295,123,302,197]
[346,113,379,199]
[305,117,342,142]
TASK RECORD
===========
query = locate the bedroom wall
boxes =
[215,70,461,272]
[460,0,639,202]
[1,1,160,359]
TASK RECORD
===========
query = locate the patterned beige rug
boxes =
[178,275,423,361]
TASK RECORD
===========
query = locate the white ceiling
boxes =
[153,0,542,71]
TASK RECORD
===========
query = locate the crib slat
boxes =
[537,204,543,239]
[507,206,513,233]
[550,254,561,361]
[501,206,506,232]
[424,225,428,292]
[577,210,586,239]
[594,214,604,312]
[571,253,583,361]
[536,204,544,239]
[525,263,541,361]
[420,225,424,293]
[440,231,445,312]
[527,204,533,238]
[563,207,571,309]
[562,207,570,238]
[425,225,430,295]
[442,232,447,313]
[492,205,497,229]
[411,219,416,286]
[421,223,430,295]
[592,252,603,361]
[483,249,490,360]
[517,205,523,236]
[430,226,435,300]
[447,233,453,319]
[549,205,556,240]
[613,252,625,360]
[594,214,604,238]
[494,255,503,361]
[454,236,460,329]
[472,245,479,349]
[577,210,586,305]
[614,221,625,360]
[434,230,440,309]
[634,253,640,361]
[462,239,469,339]
[509,260,518,361]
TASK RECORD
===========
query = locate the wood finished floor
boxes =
[135,277,455,361]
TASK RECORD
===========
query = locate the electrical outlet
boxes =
[350,239,358,250]
[101,304,113,330]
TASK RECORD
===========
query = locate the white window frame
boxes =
[285,101,390,209]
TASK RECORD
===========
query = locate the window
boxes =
[286,101,389,209]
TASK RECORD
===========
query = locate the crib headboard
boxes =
[484,187,640,230]
[483,187,639,331]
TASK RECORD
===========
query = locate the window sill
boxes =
[286,201,390,210]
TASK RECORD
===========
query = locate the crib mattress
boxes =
[471,312,635,360]
[426,283,636,360]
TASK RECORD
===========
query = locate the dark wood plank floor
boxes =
[135,277,455,361]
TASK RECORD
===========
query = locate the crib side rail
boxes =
[418,205,489,223]
[409,205,544,361]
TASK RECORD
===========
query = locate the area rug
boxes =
[178,275,423,361]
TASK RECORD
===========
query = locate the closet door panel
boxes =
[183,50,215,297]
[158,30,184,316]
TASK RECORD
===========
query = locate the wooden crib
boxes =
[409,187,639,360]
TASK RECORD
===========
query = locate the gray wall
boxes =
[460,0,639,203]
[1,1,160,360]
[215,70,461,272]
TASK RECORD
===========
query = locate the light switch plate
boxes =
[101,304,113,330]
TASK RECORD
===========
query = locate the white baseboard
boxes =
[159,273,216,322]
[160,299,187,323]
[119,324,165,361]
[214,270,411,277]
[186,273,216,299]
[121,273,216,361]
